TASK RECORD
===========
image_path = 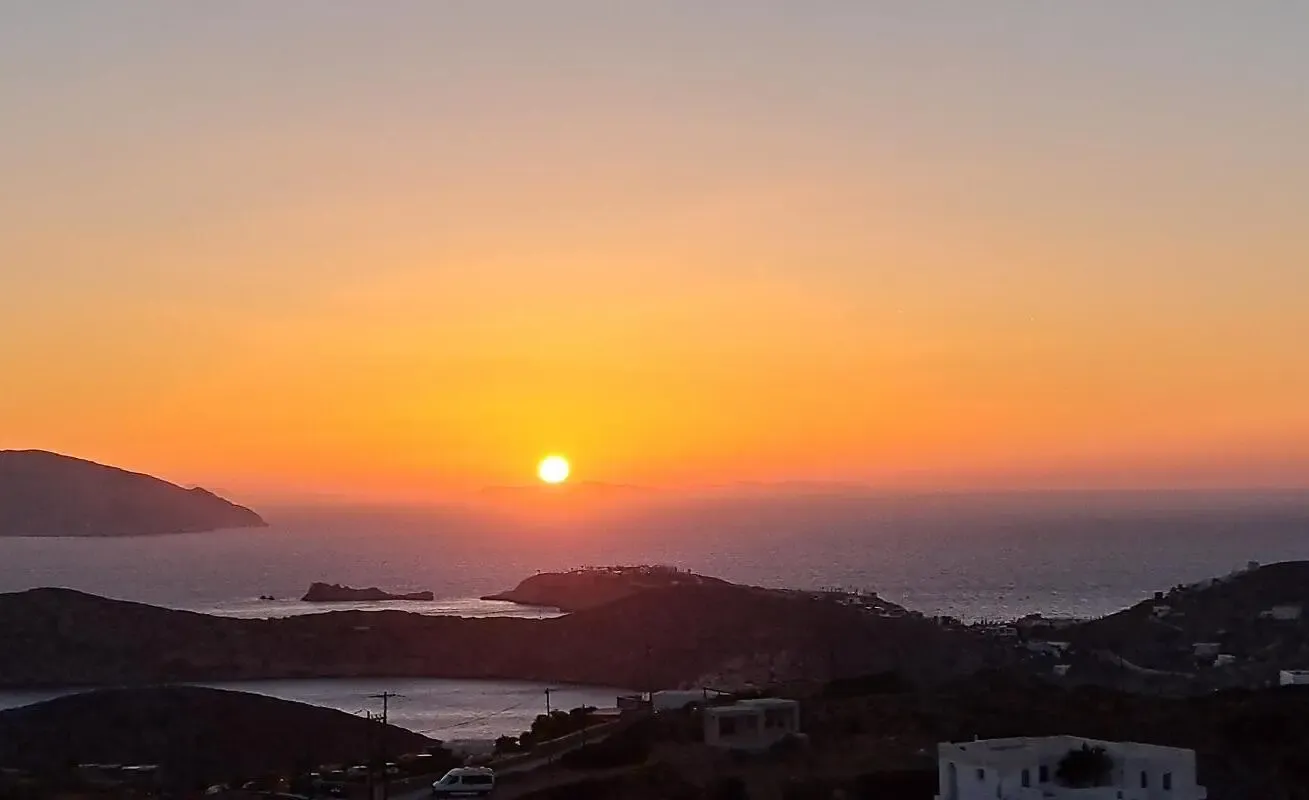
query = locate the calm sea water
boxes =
[0,680,627,744]
[3,492,1308,621]
[3,491,1308,736]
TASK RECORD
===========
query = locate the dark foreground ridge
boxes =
[0,449,266,537]
[6,674,1308,798]
[301,582,436,602]
[0,685,430,780]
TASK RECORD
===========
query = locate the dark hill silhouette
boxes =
[483,566,732,611]
[0,685,430,784]
[0,579,1002,690]
[0,450,265,536]
[1067,560,1309,674]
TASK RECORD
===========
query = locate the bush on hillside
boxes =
[493,735,523,755]
[707,775,749,800]
[556,719,653,770]
[823,670,915,698]
[516,706,598,749]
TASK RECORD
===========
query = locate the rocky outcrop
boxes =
[482,565,733,612]
[0,450,266,536]
[301,583,435,602]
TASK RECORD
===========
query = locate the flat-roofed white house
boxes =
[935,736,1206,800]
[703,698,801,751]
[1280,669,1309,686]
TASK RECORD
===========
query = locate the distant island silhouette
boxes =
[301,582,435,602]
[0,450,266,537]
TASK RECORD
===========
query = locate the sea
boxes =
[2,490,1308,739]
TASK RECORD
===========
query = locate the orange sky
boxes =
[2,4,1308,501]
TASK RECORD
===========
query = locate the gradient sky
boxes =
[3,2,1308,500]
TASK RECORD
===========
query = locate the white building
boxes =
[935,736,1206,800]
[1191,643,1220,658]
[649,689,729,712]
[703,698,801,751]
[1280,669,1309,686]
[1262,604,1303,621]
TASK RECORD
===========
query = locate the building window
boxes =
[1021,769,1031,788]
[976,768,986,781]
[719,716,736,736]
[1039,765,1049,783]
[1163,772,1173,791]
[1141,771,1149,789]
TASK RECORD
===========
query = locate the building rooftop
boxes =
[941,736,1193,769]
[704,697,799,716]
[735,697,799,709]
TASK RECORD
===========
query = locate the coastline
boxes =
[0,678,632,741]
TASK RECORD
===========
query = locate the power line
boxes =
[367,692,403,800]
[416,696,535,735]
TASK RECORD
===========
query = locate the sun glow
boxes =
[537,455,571,484]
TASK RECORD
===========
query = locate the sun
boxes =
[537,455,571,485]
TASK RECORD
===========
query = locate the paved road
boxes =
[393,725,624,800]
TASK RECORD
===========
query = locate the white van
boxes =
[431,766,495,797]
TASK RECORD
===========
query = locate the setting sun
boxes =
[537,455,571,485]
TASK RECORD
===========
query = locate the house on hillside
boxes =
[935,736,1206,800]
[1260,604,1303,621]
[1280,669,1309,686]
[648,688,731,712]
[703,698,801,751]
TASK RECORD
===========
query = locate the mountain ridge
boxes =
[0,450,266,536]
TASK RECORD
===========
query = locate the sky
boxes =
[2,2,1308,501]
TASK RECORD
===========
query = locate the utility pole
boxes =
[368,692,402,800]
[544,688,556,765]
[644,640,654,697]
[358,711,375,800]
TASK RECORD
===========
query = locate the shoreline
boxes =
[0,678,633,740]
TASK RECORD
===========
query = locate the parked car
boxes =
[431,766,495,797]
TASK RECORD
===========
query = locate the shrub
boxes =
[493,735,522,755]
[707,775,749,800]
[556,720,653,770]
[1056,745,1113,788]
